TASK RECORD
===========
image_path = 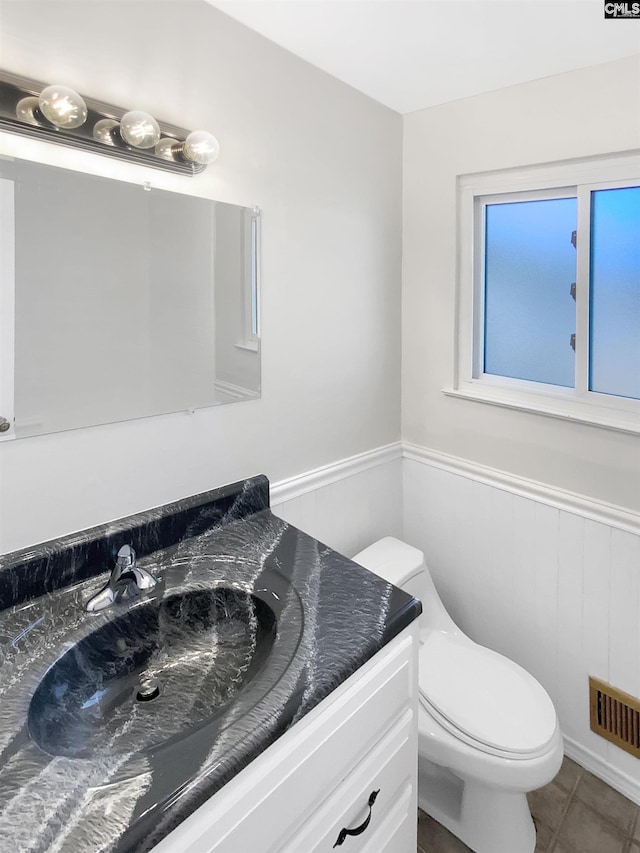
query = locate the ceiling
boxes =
[208,0,640,114]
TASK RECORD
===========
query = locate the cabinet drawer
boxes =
[361,784,415,853]
[279,709,416,853]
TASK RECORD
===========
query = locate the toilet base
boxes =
[417,757,536,853]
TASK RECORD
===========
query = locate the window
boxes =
[450,152,640,433]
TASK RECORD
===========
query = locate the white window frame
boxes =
[447,150,640,435]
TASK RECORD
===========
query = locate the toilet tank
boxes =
[353,537,457,634]
[352,537,425,604]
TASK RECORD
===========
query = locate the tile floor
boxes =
[416,757,640,853]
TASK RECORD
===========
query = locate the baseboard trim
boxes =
[270,442,402,505]
[563,736,640,805]
[403,443,640,535]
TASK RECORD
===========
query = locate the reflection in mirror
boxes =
[0,156,260,439]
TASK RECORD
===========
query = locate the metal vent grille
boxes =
[589,676,640,759]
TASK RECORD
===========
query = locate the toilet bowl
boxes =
[352,537,563,853]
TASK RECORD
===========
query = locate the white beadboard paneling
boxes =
[582,521,611,682]
[556,512,585,743]
[531,503,559,700]
[443,471,479,634]
[272,490,318,538]
[460,480,494,645]
[486,487,516,655]
[509,496,538,677]
[402,448,640,805]
[314,474,360,554]
[363,460,403,555]
[403,461,463,624]
[403,463,425,534]
[420,465,457,580]
[402,459,423,551]
[608,529,640,699]
[269,444,639,803]
[581,520,611,760]
[271,450,403,559]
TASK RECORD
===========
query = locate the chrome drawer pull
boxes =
[333,789,380,847]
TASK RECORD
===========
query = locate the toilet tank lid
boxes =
[352,537,424,587]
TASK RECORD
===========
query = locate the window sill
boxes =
[442,385,640,436]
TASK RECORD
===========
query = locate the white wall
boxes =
[0,0,402,554]
[402,55,640,513]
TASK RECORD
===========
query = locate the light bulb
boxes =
[120,111,160,149]
[38,84,87,129]
[183,130,220,165]
[16,96,40,125]
[92,118,119,146]
[155,137,179,161]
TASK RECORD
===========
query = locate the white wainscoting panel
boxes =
[403,448,640,805]
[271,444,403,559]
[268,441,639,802]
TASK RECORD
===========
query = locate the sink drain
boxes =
[136,677,160,702]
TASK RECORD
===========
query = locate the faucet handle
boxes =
[116,544,136,569]
[115,544,157,591]
[86,544,156,612]
[116,544,157,591]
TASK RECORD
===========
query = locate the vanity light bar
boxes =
[0,70,220,176]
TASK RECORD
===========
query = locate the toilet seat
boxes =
[418,631,557,759]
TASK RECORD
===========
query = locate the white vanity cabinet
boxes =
[152,622,419,853]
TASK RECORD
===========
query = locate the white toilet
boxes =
[352,537,563,853]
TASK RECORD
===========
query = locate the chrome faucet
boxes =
[86,545,158,612]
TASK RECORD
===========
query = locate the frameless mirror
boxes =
[0,156,260,439]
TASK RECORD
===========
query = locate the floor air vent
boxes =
[589,676,640,759]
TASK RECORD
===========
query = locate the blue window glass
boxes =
[589,186,640,400]
[484,197,577,387]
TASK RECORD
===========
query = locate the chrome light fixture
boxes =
[0,70,220,175]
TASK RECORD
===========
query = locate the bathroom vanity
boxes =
[154,621,418,852]
[0,476,421,852]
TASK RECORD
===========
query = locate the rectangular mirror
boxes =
[0,156,260,439]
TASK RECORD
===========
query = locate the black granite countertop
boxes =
[0,476,421,853]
